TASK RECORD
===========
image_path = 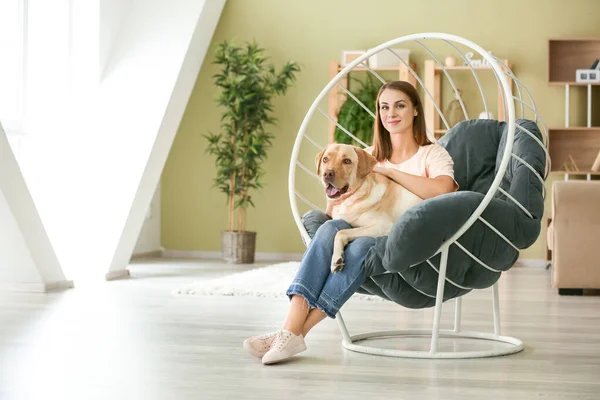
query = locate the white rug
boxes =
[173,261,384,301]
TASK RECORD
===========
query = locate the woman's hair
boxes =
[371,80,431,162]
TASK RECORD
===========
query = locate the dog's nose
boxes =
[323,169,335,180]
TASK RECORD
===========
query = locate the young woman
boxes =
[243,80,458,365]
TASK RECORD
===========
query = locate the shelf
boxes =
[551,171,600,175]
[337,66,404,72]
[433,65,504,71]
[548,37,600,41]
[549,81,600,86]
[548,126,600,131]
[336,63,417,75]
[548,38,600,84]
[548,128,600,172]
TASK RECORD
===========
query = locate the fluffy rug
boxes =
[173,261,385,301]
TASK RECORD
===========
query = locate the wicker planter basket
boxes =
[221,231,257,264]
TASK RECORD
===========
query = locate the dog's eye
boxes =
[322,157,328,163]
[343,159,352,164]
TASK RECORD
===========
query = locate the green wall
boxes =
[162,0,600,259]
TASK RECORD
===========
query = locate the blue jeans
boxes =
[286,220,376,319]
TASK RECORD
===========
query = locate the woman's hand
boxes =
[372,166,389,176]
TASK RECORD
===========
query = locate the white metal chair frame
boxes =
[288,33,549,359]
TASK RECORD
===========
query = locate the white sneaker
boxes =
[261,330,307,365]
[243,331,279,358]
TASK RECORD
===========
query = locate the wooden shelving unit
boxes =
[549,82,600,87]
[548,38,600,84]
[423,59,512,138]
[327,61,417,143]
[546,38,600,262]
[547,38,600,176]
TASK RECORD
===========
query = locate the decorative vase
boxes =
[445,56,457,67]
[445,88,466,127]
[222,231,257,264]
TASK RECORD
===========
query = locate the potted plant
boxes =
[204,40,300,264]
[334,74,380,146]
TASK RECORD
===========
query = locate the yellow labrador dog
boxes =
[316,143,423,273]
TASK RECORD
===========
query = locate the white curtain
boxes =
[0,0,24,134]
[0,0,71,139]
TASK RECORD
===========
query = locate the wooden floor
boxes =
[1,258,599,400]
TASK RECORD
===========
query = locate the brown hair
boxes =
[371,81,430,162]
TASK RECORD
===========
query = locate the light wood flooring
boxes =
[0,258,599,400]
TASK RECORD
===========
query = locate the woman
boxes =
[243,80,458,365]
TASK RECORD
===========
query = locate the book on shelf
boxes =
[591,150,600,172]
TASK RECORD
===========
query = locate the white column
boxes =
[588,84,592,128]
[105,0,226,279]
[565,84,570,128]
[0,124,73,292]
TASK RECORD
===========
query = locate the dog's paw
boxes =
[330,256,344,273]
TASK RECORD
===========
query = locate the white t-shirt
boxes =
[367,143,458,187]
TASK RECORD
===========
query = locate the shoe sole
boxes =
[243,339,267,359]
[262,344,307,365]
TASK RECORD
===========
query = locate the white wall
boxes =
[99,0,133,80]
[70,0,99,90]
[1,0,225,286]
[106,0,226,275]
[83,0,225,279]
[0,124,71,292]
[0,185,40,284]
[133,182,161,255]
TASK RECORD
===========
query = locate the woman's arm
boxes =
[373,166,456,199]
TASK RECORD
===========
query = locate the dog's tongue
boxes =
[326,185,341,197]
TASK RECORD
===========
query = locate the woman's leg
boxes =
[243,219,350,360]
[261,235,376,364]
[281,294,311,336]
[312,235,376,320]
[301,308,327,337]
[298,235,376,337]
[299,229,373,336]
[282,219,353,335]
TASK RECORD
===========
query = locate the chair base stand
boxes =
[342,329,524,359]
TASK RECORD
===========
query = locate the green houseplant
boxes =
[204,40,300,263]
[334,75,380,146]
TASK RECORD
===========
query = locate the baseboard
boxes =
[161,249,304,262]
[137,251,544,267]
[131,250,162,260]
[45,280,75,291]
[0,279,74,293]
[515,258,547,268]
[105,269,131,281]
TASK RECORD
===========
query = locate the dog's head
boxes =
[315,144,377,199]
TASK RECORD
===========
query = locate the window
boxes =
[0,0,24,134]
[0,0,70,137]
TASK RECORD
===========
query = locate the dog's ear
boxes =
[315,148,326,176]
[355,147,377,178]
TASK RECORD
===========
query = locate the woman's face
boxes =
[378,88,417,136]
